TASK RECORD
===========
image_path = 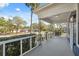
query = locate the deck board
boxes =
[24,36,74,56]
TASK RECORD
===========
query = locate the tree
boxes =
[0,17,7,26]
[0,17,8,34]
[32,23,38,30]
[32,22,48,32]
[40,21,48,31]
[6,19,16,33]
[47,24,54,32]
[13,16,27,32]
[25,3,39,34]
[0,16,27,34]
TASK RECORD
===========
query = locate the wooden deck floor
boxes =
[24,36,74,56]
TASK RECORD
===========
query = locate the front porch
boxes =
[24,35,74,56]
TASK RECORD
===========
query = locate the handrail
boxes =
[0,35,36,45]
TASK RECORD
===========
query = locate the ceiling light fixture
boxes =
[56,16,58,17]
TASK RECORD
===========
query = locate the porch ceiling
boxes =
[41,12,71,24]
[34,3,77,24]
[35,3,76,18]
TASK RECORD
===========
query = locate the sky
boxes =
[0,3,38,26]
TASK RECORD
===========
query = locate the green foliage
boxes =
[0,16,27,34]
[0,17,7,26]
[0,17,8,33]
[40,21,48,31]
[25,3,40,10]
[47,24,54,32]
[31,21,48,31]
[13,16,27,32]
[32,23,38,30]
[13,16,26,25]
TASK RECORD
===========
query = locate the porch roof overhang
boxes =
[34,3,77,24]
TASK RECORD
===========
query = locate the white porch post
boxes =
[3,43,5,56]
[39,18,42,45]
[69,18,74,50]
[20,40,22,55]
[30,37,32,49]
[76,4,79,47]
[67,19,70,39]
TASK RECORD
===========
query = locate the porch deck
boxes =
[24,36,74,56]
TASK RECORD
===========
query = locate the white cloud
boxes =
[16,8,21,12]
[4,16,9,19]
[0,3,9,8]
[0,15,9,20]
[0,15,14,21]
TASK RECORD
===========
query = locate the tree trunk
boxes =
[30,8,33,34]
[16,25,19,33]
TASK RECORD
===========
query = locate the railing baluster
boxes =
[20,40,22,56]
[30,37,32,49]
[35,35,37,45]
[3,43,5,56]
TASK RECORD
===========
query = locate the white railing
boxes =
[41,32,53,40]
[0,32,53,56]
[0,35,39,56]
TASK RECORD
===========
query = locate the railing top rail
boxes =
[0,35,36,45]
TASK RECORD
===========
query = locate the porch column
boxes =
[69,17,74,50]
[38,17,42,45]
[30,8,33,34]
[67,19,70,39]
[76,4,79,47]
